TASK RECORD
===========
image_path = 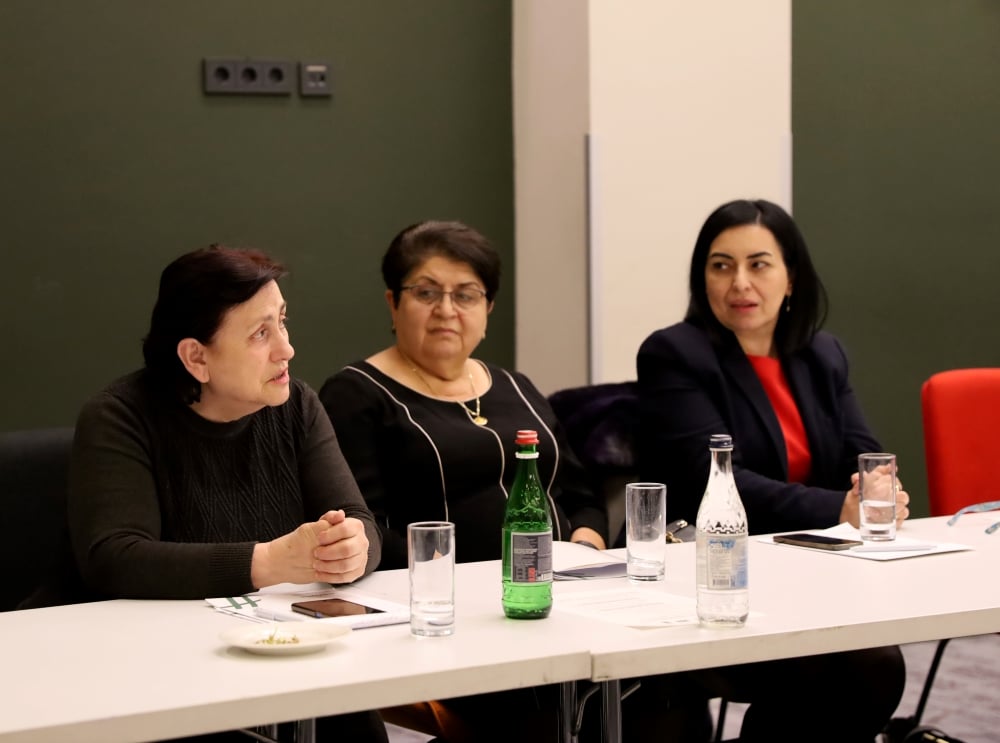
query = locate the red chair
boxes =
[893,368,1000,737]
[922,368,1000,516]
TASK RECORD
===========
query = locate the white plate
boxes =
[220,621,351,656]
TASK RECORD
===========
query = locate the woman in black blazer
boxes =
[636,199,908,741]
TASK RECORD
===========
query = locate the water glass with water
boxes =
[858,453,897,541]
[407,521,456,636]
[625,483,667,581]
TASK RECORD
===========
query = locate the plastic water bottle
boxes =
[695,433,749,626]
[502,429,553,619]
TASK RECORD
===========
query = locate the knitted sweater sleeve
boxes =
[68,389,257,599]
[297,383,382,577]
[68,380,381,600]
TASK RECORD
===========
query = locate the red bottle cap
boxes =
[515,430,539,445]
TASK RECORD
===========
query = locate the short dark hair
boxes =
[685,199,828,356]
[142,245,288,404]
[381,220,501,306]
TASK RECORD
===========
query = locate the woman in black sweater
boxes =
[70,245,387,743]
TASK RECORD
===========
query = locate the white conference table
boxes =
[582,513,1000,742]
[0,562,596,743]
[2,514,998,743]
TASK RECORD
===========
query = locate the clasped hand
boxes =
[251,510,369,588]
[841,471,911,529]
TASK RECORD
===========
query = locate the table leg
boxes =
[237,726,279,742]
[559,681,578,743]
[601,680,622,743]
[293,718,316,743]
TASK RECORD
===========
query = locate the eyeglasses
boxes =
[401,285,487,310]
[946,500,1000,534]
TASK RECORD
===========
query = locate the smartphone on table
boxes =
[290,598,386,618]
[772,533,863,551]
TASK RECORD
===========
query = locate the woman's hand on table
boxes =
[840,473,911,529]
[251,509,370,588]
[894,482,911,527]
[840,474,862,528]
[314,509,371,582]
[570,526,607,551]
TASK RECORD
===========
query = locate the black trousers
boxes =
[439,682,712,743]
[627,645,906,743]
[391,646,903,743]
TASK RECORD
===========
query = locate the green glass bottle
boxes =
[502,429,553,619]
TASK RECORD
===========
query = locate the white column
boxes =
[514,0,791,391]
[512,0,591,394]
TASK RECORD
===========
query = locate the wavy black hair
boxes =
[685,199,828,356]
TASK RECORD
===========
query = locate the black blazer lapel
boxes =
[784,352,837,485]
[721,344,789,478]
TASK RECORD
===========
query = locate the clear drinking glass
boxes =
[858,453,897,541]
[625,483,667,581]
[407,521,456,636]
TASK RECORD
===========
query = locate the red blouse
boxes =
[746,355,812,484]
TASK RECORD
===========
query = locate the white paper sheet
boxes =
[555,587,699,628]
[760,523,972,561]
[552,540,628,580]
[207,583,410,628]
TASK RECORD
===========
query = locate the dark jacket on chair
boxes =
[637,321,881,535]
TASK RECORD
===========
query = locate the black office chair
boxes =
[0,428,319,741]
[0,426,80,612]
[548,381,640,548]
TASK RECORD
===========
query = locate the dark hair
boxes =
[685,199,828,356]
[381,220,501,306]
[142,245,288,404]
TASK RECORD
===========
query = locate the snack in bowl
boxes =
[255,628,300,646]
[220,620,351,656]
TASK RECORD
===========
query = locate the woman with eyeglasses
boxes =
[320,220,607,569]
[318,220,611,742]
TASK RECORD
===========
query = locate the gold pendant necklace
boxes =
[464,383,488,426]
[397,347,487,426]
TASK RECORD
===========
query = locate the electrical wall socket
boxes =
[299,61,332,97]
[203,58,295,96]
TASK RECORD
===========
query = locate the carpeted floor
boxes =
[713,635,1000,742]
[891,635,1000,742]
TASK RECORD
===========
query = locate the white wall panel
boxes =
[514,0,791,390]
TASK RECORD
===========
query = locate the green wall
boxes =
[10,1,999,517]
[0,1,513,430]
[793,1,1000,515]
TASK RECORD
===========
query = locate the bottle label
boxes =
[705,536,748,590]
[508,530,553,583]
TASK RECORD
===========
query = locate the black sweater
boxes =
[69,370,380,599]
